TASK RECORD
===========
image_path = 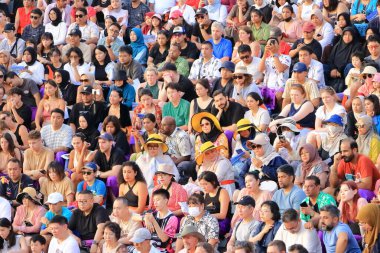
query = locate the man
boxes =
[211,89,245,131]
[177,225,205,253]
[168,11,194,39]
[67,7,99,47]
[160,116,194,184]
[235,45,261,78]
[368,0,380,33]
[211,61,235,97]
[23,130,54,181]
[143,189,178,252]
[5,72,40,108]
[320,205,361,253]
[21,8,44,43]
[298,46,325,88]
[365,34,380,68]
[76,162,107,206]
[69,85,107,131]
[97,22,124,61]
[41,109,73,154]
[160,63,196,102]
[3,87,32,129]
[191,8,214,50]
[69,190,110,252]
[274,208,322,253]
[282,62,321,108]
[114,45,144,83]
[267,240,287,253]
[61,28,92,63]
[0,158,33,208]
[272,164,306,214]
[0,23,25,63]
[124,0,150,43]
[330,138,380,191]
[158,43,189,77]
[49,215,80,253]
[288,245,309,253]
[171,26,199,64]
[289,22,322,62]
[233,242,255,253]
[43,0,71,26]
[188,41,221,84]
[162,82,190,130]
[208,22,232,62]
[149,0,175,14]
[131,228,161,253]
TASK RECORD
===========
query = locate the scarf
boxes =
[76,111,97,140]
[50,7,62,27]
[24,47,37,66]
[357,128,374,156]
[356,204,380,253]
[130,28,148,59]
[199,117,223,143]
[252,142,279,171]
[207,0,222,13]
[299,144,329,181]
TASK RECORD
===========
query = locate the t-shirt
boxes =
[40,177,75,203]
[77,179,107,200]
[14,103,32,129]
[272,185,307,214]
[23,147,54,173]
[211,101,245,127]
[162,99,190,127]
[148,0,176,14]
[18,78,40,107]
[68,203,110,240]
[94,147,125,172]
[323,222,361,253]
[149,44,168,66]
[0,197,11,221]
[41,207,72,230]
[0,174,34,201]
[69,101,107,129]
[180,41,200,60]
[209,38,232,60]
[48,235,80,253]
[291,39,322,61]
[232,219,258,244]
[192,20,214,43]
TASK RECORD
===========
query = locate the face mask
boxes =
[284,17,292,22]
[327,125,342,136]
[282,131,295,140]
[188,207,201,217]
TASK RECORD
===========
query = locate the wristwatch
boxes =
[272,54,279,58]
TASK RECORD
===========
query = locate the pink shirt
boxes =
[13,205,46,234]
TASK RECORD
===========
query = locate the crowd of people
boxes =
[0,0,379,252]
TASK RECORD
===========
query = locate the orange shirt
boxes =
[18,7,35,34]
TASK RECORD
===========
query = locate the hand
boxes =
[264,44,275,55]
[300,206,314,215]
[118,17,123,23]
[304,221,314,229]
[105,36,114,45]
[127,78,133,84]
[107,5,113,11]
[333,153,342,165]
[251,158,263,168]
[262,223,274,234]
[40,217,48,224]
[297,43,305,49]
[90,244,98,253]
[163,73,173,84]
[171,156,179,164]
[71,60,78,67]
[334,26,342,35]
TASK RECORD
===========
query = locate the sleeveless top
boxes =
[301,3,313,21]
[204,187,232,218]
[193,98,213,114]
[14,124,23,146]
[124,181,149,208]
[288,101,315,129]
[151,212,175,251]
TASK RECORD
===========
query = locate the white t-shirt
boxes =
[244,107,271,128]
[264,55,291,90]
[133,245,161,253]
[0,197,11,222]
[315,103,347,124]
[149,0,176,14]
[48,235,80,253]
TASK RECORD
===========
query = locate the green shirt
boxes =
[158,57,190,77]
[162,99,190,127]
[300,191,337,222]
[251,22,270,52]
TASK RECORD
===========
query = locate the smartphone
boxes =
[300,201,308,207]
[278,135,286,142]
[345,173,355,181]
[236,149,244,154]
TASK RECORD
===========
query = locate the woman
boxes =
[276,84,316,129]
[0,133,22,174]
[199,171,231,238]
[132,89,162,130]
[45,7,67,46]
[310,9,334,51]
[205,0,228,25]
[0,111,28,150]
[93,45,114,88]
[278,6,302,44]
[18,47,44,85]
[99,15,117,41]
[40,161,75,206]
[362,28,380,56]
[13,187,46,239]
[322,0,349,25]
[63,47,92,84]
[71,0,96,24]
[0,218,27,252]
[149,164,188,216]
[0,50,15,71]
[0,86,6,112]
[339,181,368,235]
[76,72,104,103]
[102,0,127,33]
[244,92,270,132]
[247,133,288,183]
[131,113,158,154]
[332,12,359,46]
[14,0,34,34]
[107,89,132,130]
[147,31,169,67]
[225,0,251,42]
[147,14,164,38]
[135,134,179,194]
[356,203,380,253]
[295,144,329,189]
[45,48,64,80]
[188,79,214,132]
[232,26,261,63]
[346,96,365,139]
[250,0,273,24]
[356,115,380,164]
[102,116,130,155]
[196,142,235,197]
[99,222,122,253]
[36,32,54,64]
[249,9,270,51]
[364,94,380,135]
[35,80,66,130]
[192,112,229,159]
[231,66,262,107]
[137,67,166,104]
[328,27,361,93]
[54,69,77,108]
[76,112,100,150]
[129,28,148,66]
[118,161,149,214]
[350,0,377,36]
[297,0,318,22]
[249,201,282,253]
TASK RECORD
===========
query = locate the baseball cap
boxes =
[219,61,235,72]
[323,114,344,126]
[195,8,208,16]
[68,28,82,37]
[97,133,114,141]
[80,85,93,94]
[130,228,152,243]
[152,13,162,21]
[247,133,270,146]
[302,22,315,33]
[82,162,98,171]
[145,12,155,18]
[293,62,308,73]
[4,23,15,32]
[173,26,185,34]
[234,195,256,207]
[361,66,377,75]
[170,10,183,19]
[45,192,64,204]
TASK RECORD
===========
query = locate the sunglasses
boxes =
[240,55,250,60]
[250,144,262,149]
[362,74,373,79]
[200,122,210,127]
[196,15,205,20]
[76,14,84,18]
[80,79,89,82]
[30,15,39,19]
[355,124,365,128]
[0,75,3,78]
[54,74,61,78]
[233,75,244,80]
[81,171,93,175]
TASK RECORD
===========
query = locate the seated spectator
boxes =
[68,133,92,187]
[177,225,206,253]
[114,45,144,83]
[289,22,322,62]
[0,217,28,252]
[356,203,380,253]
[92,45,115,87]
[333,13,360,46]
[13,187,46,242]
[231,118,256,161]
[0,50,16,71]
[130,114,159,155]
[345,96,365,139]
[48,215,80,253]
[249,201,282,253]
[17,47,44,85]
[0,133,22,174]
[132,89,161,129]
[249,9,270,52]
[0,112,28,151]
[99,222,122,252]
[76,162,106,206]
[310,9,334,51]
[101,0,127,32]
[146,14,165,38]
[62,28,92,64]
[356,115,380,164]
[322,0,349,26]
[21,9,44,44]
[208,22,232,61]
[274,208,322,253]
[67,7,99,47]
[171,26,199,64]
[147,30,169,67]
[129,28,148,66]
[176,193,219,250]
[137,67,167,104]
[298,46,325,88]
[5,72,40,108]
[63,47,92,85]
[243,92,270,132]
[211,61,235,98]
[235,44,261,77]
[42,0,71,27]
[278,6,302,44]
[0,23,25,63]
[54,69,78,108]
[106,90,132,132]
[130,228,162,253]
[68,190,109,252]
[232,26,261,63]
[364,95,380,135]
[169,2,196,26]
[225,0,250,42]
[158,43,190,77]
[107,70,135,110]
[75,113,100,150]
[204,0,228,25]
[102,116,130,155]
[30,234,46,253]
[118,161,149,214]
[231,66,262,107]
[247,133,288,183]
[44,7,67,46]
[191,8,214,50]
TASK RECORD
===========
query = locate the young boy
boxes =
[30,234,46,253]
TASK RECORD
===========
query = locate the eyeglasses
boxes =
[200,122,210,127]
[250,144,262,149]
[30,15,39,19]
[147,145,159,150]
[240,55,250,60]
[81,171,93,175]
[233,75,244,80]
[355,124,365,128]
[196,15,205,20]
[76,14,84,18]
[80,79,89,83]
[362,74,374,79]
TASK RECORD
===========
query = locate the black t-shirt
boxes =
[91,0,110,8]
[192,20,214,43]
[0,174,34,201]
[180,41,200,61]
[14,104,32,130]
[178,75,197,102]
[94,146,125,172]
[211,101,245,127]
[69,101,107,129]
[19,78,40,108]
[291,39,322,61]
[149,44,169,66]
[211,78,234,98]
[68,203,110,240]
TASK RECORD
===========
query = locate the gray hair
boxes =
[357,115,373,127]
[211,22,224,34]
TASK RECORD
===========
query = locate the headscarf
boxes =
[76,111,97,138]
[356,204,380,253]
[299,144,329,180]
[356,115,375,156]
[199,117,223,143]
[207,0,222,13]
[130,28,148,59]
[240,127,256,151]
[0,50,15,70]
[353,96,365,121]
[23,47,37,66]
[49,7,62,27]
[56,69,70,88]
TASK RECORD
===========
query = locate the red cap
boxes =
[302,22,315,33]
[145,12,155,18]
[170,10,183,19]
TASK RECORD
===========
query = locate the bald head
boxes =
[161,117,176,135]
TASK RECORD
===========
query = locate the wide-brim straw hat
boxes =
[16,187,42,205]
[191,112,222,133]
[143,134,169,153]
[195,141,226,165]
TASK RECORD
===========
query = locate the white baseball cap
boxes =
[45,192,64,204]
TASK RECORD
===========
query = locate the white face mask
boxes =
[282,131,295,140]
[188,206,201,217]
[327,125,342,136]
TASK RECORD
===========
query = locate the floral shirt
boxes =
[180,212,219,241]
[300,191,336,222]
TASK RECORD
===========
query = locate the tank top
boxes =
[151,212,174,251]
[193,98,213,114]
[289,101,315,129]
[124,181,149,208]
[301,3,313,21]
[205,187,232,218]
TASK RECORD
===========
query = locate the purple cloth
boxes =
[259,87,277,110]
[358,189,376,202]
[106,176,119,197]
[55,151,68,167]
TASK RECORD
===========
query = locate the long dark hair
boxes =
[92,45,111,67]
[0,132,17,157]
[46,161,66,181]
[0,218,16,250]
[49,7,62,26]
[323,0,339,12]
[261,201,281,221]
[365,94,380,116]
[102,115,122,135]
[118,161,146,184]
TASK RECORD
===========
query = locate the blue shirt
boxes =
[107,84,136,109]
[272,185,306,214]
[77,179,107,200]
[41,207,72,230]
[323,222,361,253]
[208,38,232,60]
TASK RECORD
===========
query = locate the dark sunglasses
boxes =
[76,14,84,18]
[233,75,244,80]
[240,55,250,60]
[196,15,205,20]
[200,122,210,127]
[30,15,40,19]
[81,171,93,175]
[362,74,373,79]
[80,79,89,82]
[250,144,262,149]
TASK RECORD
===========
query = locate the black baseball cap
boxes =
[234,196,256,207]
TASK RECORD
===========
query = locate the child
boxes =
[371,72,380,100]
[344,51,364,96]
[30,234,47,253]
[142,12,154,35]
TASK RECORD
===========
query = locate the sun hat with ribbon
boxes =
[191,112,222,133]
[144,134,169,153]
[195,141,226,165]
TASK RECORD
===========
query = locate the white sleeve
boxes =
[55,23,68,45]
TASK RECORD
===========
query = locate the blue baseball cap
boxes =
[97,132,114,141]
[293,62,308,73]
[82,162,98,171]
[323,114,344,126]
[219,61,235,73]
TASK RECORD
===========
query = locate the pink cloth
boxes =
[149,182,188,212]
[237,188,273,221]
[13,205,46,234]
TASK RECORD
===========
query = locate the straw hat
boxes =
[177,225,205,241]
[144,134,169,153]
[191,112,222,133]
[236,119,254,132]
[16,187,42,205]
[233,66,252,77]
[195,141,226,165]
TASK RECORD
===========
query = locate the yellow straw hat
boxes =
[191,112,222,133]
[144,134,168,153]
[236,119,254,132]
[195,141,226,165]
